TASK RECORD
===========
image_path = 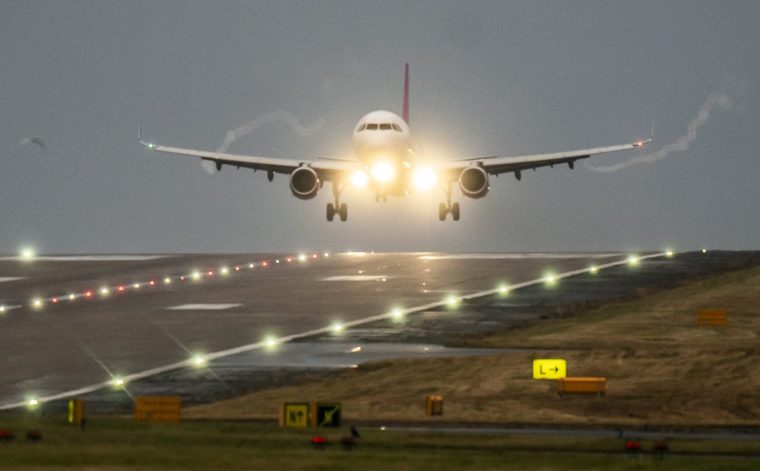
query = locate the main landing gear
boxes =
[438,186,460,221]
[326,183,348,222]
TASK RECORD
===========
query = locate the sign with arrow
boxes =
[532,359,567,379]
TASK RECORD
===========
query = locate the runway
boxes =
[0,250,746,411]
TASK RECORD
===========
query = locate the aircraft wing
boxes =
[140,140,359,181]
[438,138,651,180]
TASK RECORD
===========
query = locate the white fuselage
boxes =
[351,110,415,197]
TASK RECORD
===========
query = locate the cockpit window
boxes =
[379,123,392,131]
[366,123,378,130]
[392,123,402,132]
[357,123,366,132]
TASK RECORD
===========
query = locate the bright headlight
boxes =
[370,161,395,184]
[351,170,369,188]
[412,166,437,191]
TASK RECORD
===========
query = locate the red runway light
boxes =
[52,298,58,303]
[117,286,125,292]
[235,266,240,271]
[180,276,185,281]
[84,291,93,298]
[312,254,318,259]
[208,271,213,276]
[262,261,268,267]
[149,280,156,286]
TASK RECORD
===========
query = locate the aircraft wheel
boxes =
[326,203,335,222]
[438,203,447,221]
[339,203,348,222]
[451,202,460,221]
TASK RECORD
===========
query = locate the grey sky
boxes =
[1,1,758,254]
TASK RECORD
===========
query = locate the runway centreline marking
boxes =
[0,252,668,410]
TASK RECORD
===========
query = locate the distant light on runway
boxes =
[19,247,36,262]
[298,253,307,262]
[32,297,43,309]
[27,398,39,409]
[133,283,141,289]
[163,277,172,285]
[0,305,6,313]
[263,335,278,350]
[331,321,344,333]
[191,354,207,368]
[702,248,708,254]
[666,250,675,258]
[391,307,404,321]
[220,266,230,275]
[627,255,640,267]
[445,295,460,308]
[111,377,126,388]
[589,265,599,275]
[543,272,557,286]
[248,263,254,269]
[100,287,110,296]
[69,293,76,300]
[191,271,201,281]
[497,284,510,295]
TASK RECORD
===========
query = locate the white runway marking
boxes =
[0,252,668,410]
[320,275,390,281]
[0,255,170,262]
[166,303,242,311]
[419,253,623,260]
[0,277,25,283]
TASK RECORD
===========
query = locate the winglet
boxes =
[138,121,157,149]
[402,63,410,125]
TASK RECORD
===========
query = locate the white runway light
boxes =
[27,398,39,408]
[19,247,36,262]
[331,321,344,333]
[589,265,599,275]
[627,255,640,267]
[31,298,43,309]
[544,272,557,286]
[191,355,207,367]
[111,377,126,388]
[497,284,509,295]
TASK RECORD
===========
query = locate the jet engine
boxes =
[289,167,320,200]
[458,166,489,199]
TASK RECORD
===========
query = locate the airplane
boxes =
[140,64,650,222]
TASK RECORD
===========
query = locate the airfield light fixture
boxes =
[19,247,36,262]
[412,166,438,191]
[324,252,330,258]
[100,287,110,296]
[163,277,172,285]
[702,248,708,254]
[445,294,460,308]
[249,263,255,269]
[111,377,126,388]
[133,283,141,289]
[27,398,39,409]
[0,305,6,313]
[351,170,369,189]
[666,250,675,258]
[192,354,207,368]
[69,293,76,300]
[627,255,640,267]
[589,265,599,275]
[31,298,43,309]
[191,271,202,281]
[370,161,395,184]
[497,284,510,296]
[298,253,307,262]
[220,266,230,275]
[544,272,557,287]
[263,335,278,350]
[391,307,404,321]
[332,321,345,334]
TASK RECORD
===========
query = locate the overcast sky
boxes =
[1,1,758,254]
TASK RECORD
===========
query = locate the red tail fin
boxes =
[402,63,410,124]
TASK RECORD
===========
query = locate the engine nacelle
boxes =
[458,166,489,199]
[289,166,320,200]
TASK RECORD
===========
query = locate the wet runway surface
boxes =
[0,251,755,411]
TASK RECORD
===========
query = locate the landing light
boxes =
[370,161,395,184]
[412,166,438,191]
[351,170,369,188]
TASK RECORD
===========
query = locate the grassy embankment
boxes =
[187,263,760,427]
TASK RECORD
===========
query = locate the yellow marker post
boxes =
[532,359,567,379]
